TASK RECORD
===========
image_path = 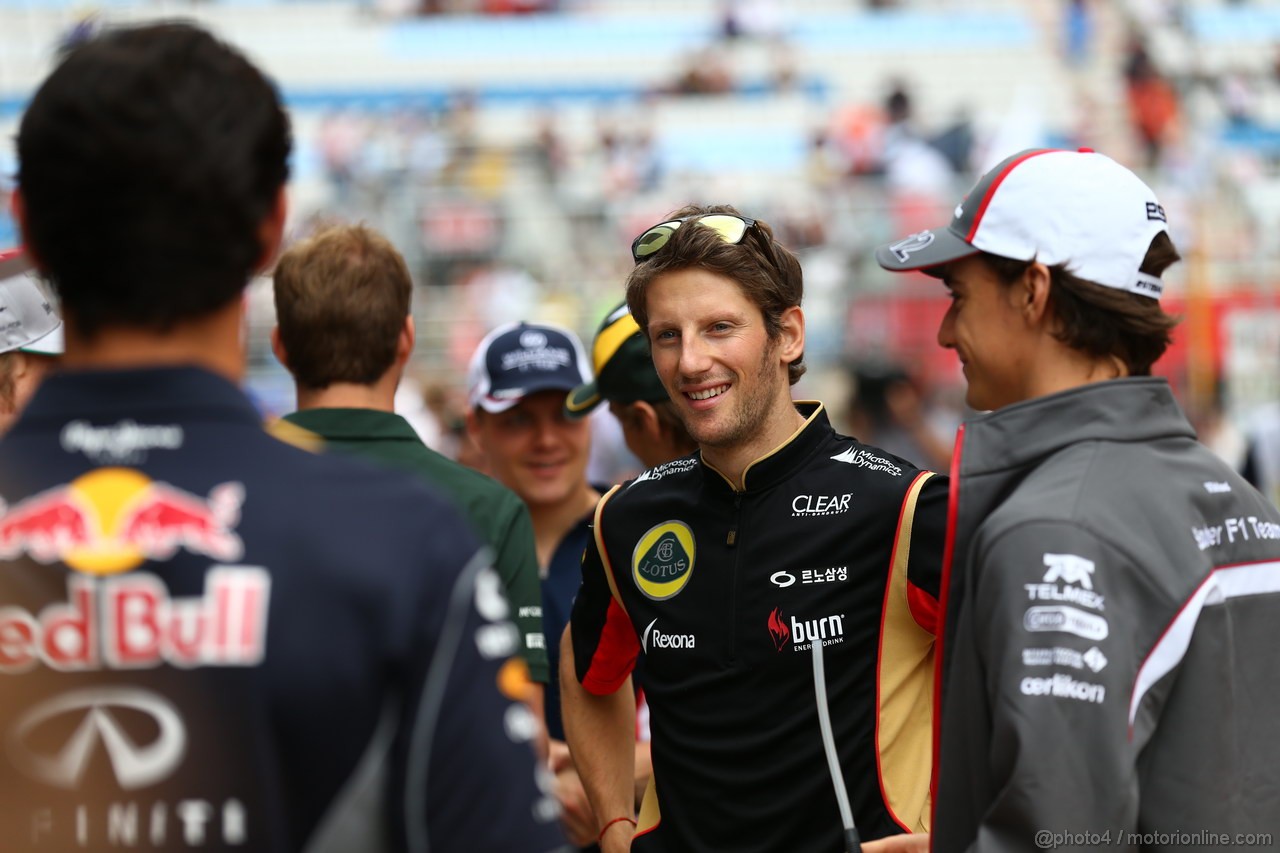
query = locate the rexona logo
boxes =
[766,607,845,652]
[632,521,695,600]
[641,618,696,652]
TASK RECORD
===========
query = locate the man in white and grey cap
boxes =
[0,249,62,434]
[869,148,1280,851]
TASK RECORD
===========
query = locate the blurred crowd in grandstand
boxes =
[6,0,1280,482]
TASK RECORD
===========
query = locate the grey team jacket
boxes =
[934,378,1280,852]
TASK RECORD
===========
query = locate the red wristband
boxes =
[597,816,637,843]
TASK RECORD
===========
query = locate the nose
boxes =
[678,333,714,377]
[532,416,561,450]
[937,303,957,350]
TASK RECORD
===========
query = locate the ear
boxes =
[777,305,805,367]
[394,315,416,367]
[630,400,662,442]
[10,190,44,274]
[465,407,483,448]
[270,326,289,371]
[1017,262,1053,328]
[8,351,31,382]
[255,188,289,273]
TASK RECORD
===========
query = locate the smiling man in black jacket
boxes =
[563,204,948,852]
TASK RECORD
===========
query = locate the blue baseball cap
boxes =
[467,321,592,413]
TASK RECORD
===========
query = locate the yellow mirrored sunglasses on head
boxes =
[630,213,760,264]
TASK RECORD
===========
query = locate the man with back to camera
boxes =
[269,223,550,736]
[3,23,563,852]
[561,204,949,852]
[564,300,697,468]
[872,148,1280,851]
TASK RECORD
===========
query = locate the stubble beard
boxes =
[684,337,782,452]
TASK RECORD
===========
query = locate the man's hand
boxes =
[552,764,597,846]
[861,832,929,853]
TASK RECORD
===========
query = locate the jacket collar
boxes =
[282,408,419,442]
[703,401,830,493]
[17,365,262,430]
[958,377,1195,480]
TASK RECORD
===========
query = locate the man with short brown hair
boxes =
[272,224,550,698]
[563,204,947,852]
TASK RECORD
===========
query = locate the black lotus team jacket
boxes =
[571,402,947,852]
[0,367,564,852]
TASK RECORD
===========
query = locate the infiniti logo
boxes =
[9,687,187,790]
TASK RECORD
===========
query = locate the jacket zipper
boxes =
[726,491,743,546]
[727,490,743,663]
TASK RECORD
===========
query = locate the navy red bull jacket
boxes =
[0,366,565,852]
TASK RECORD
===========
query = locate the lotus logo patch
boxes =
[632,521,695,600]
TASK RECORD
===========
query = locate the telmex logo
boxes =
[9,687,186,790]
[632,521,695,600]
[0,468,244,575]
[1042,553,1095,590]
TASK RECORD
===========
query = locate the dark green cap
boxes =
[565,302,668,417]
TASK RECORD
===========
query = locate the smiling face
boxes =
[644,268,803,467]
[468,389,592,511]
[937,255,1040,411]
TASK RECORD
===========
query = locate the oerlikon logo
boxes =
[9,687,187,790]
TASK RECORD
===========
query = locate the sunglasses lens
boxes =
[631,214,755,263]
[697,215,749,245]
[634,222,680,260]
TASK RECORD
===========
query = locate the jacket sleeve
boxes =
[962,520,1145,852]
[493,496,550,684]
[570,488,640,695]
[905,472,949,634]
[395,547,567,852]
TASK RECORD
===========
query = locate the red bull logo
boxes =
[0,568,270,672]
[0,468,244,575]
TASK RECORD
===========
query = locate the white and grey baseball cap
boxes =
[0,250,64,355]
[876,148,1170,299]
